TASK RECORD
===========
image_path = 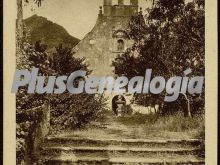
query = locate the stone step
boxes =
[40,146,202,158]
[110,157,205,165]
[40,155,205,165]
[44,137,203,149]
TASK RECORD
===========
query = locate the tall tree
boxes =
[49,44,106,130]
[16,0,44,64]
[113,0,205,116]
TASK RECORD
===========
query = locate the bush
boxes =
[112,0,205,115]
[48,45,108,131]
[121,105,133,115]
[16,39,52,164]
[50,94,108,130]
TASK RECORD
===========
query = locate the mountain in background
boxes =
[24,15,80,49]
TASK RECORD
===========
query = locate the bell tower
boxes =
[130,0,138,6]
[73,0,142,76]
[104,0,112,5]
[104,0,112,16]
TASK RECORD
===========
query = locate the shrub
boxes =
[50,94,108,130]
[49,45,108,131]
[121,105,133,115]
[16,39,52,164]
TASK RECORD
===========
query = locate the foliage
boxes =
[16,39,107,162]
[50,44,88,75]
[16,39,52,164]
[121,105,133,115]
[118,112,204,139]
[16,40,107,163]
[16,0,49,164]
[49,44,107,131]
[16,17,108,161]
[146,112,204,132]
[50,94,107,130]
[112,0,205,115]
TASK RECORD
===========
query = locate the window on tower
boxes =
[117,39,124,52]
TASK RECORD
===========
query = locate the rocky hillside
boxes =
[24,15,80,49]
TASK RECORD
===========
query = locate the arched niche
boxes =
[112,30,129,53]
[117,39,124,52]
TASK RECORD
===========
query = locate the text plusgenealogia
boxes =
[11,68,204,102]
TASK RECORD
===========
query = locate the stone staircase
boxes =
[37,111,205,165]
[38,136,205,165]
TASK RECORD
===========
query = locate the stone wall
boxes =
[32,103,50,156]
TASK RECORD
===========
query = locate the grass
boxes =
[118,112,205,140]
[53,110,205,140]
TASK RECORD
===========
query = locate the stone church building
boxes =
[73,0,142,76]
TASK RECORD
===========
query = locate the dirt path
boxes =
[38,111,205,164]
[52,110,199,140]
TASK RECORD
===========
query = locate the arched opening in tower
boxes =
[112,95,126,115]
[117,39,124,52]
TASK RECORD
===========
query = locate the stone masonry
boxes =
[73,0,141,76]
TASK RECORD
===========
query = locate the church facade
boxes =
[73,0,142,76]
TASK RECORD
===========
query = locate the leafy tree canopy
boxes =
[113,0,205,116]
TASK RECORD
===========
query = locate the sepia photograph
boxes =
[3,0,217,164]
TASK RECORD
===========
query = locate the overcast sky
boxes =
[24,0,150,39]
